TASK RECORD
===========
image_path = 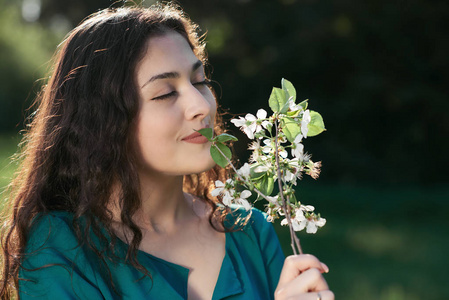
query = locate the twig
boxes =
[274,120,302,255]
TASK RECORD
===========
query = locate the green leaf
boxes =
[268,87,287,113]
[197,128,213,141]
[266,176,274,195]
[254,174,275,196]
[210,142,232,168]
[250,163,267,180]
[215,133,238,143]
[307,110,326,137]
[281,78,296,103]
[286,110,300,117]
[281,117,301,142]
[280,100,291,114]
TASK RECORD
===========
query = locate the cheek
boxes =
[137,117,175,148]
[136,111,170,157]
[135,125,176,172]
[206,92,218,120]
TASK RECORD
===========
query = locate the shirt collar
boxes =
[212,248,244,300]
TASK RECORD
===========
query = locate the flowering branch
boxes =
[211,143,276,204]
[274,120,303,255]
[199,78,327,255]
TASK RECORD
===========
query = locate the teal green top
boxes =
[19,208,285,299]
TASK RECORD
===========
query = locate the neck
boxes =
[110,171,198,234]
[136,172,192,232]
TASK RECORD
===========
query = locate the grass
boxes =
[1,133,448,299]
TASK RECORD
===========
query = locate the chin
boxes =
[197,161,217,174]
[189,157,216,174]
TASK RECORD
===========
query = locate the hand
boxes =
[274,254,334,300]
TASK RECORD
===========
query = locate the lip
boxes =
[182,127,210,144]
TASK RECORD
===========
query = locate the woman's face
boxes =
[135,31,217,177]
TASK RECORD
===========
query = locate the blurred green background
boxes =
[1,0,448,299]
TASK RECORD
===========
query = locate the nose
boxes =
[183,84,214,121]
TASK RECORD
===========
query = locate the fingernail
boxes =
[321,262,329,273]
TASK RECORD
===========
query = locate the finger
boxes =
[285,290,335,300]
[277,268,329,299]
[318,290,335,300]
[320,262,329,274]
[278,255,328,287]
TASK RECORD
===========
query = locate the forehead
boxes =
[146,30,192,51]
[138,32,198,70]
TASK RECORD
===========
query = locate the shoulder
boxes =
[21,211,103,278]
[26,211,77,252]
[29,211,74,230]
[23,211,86,272]
[20,212,108,298]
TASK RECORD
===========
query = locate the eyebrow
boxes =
[141,60,204,89]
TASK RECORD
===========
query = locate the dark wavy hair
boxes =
[0,3,232,298]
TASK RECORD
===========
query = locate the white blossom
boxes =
[237,163,250,179]
[211,179,235,205]
[288,98,301,112]
[256,109,271,131]
[266,195,279,205]
[262,139,288,158]
[254,160,272,173]
[301,205,315,212]
[291,134,304,159]
[281,217,305,231]
[231,109,270,140]
[306,217,326,234]
[280,205,325,233]
[231,115,256,139]
[261,139,272,154]
[284,169,297,184]
[234,190,252,210]
[290,209,308,231]
[286,157,304,182]
[301,110,311,138]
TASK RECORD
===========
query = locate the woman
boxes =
[0,3,333,299]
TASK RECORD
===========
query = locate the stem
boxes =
[286,204,299,254]
[273,120,303,255]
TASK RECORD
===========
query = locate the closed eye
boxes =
[193,79,212,87]
[151,79,211,100]
[151,91,178,101]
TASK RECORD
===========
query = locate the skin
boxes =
[275,255,334,300]
[132,31,218,229]
[125,31,225,300]
[115,31,333,300]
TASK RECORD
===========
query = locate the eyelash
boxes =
[151,79,212,101]
[152,91,177,101]
[193,79,212,87]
